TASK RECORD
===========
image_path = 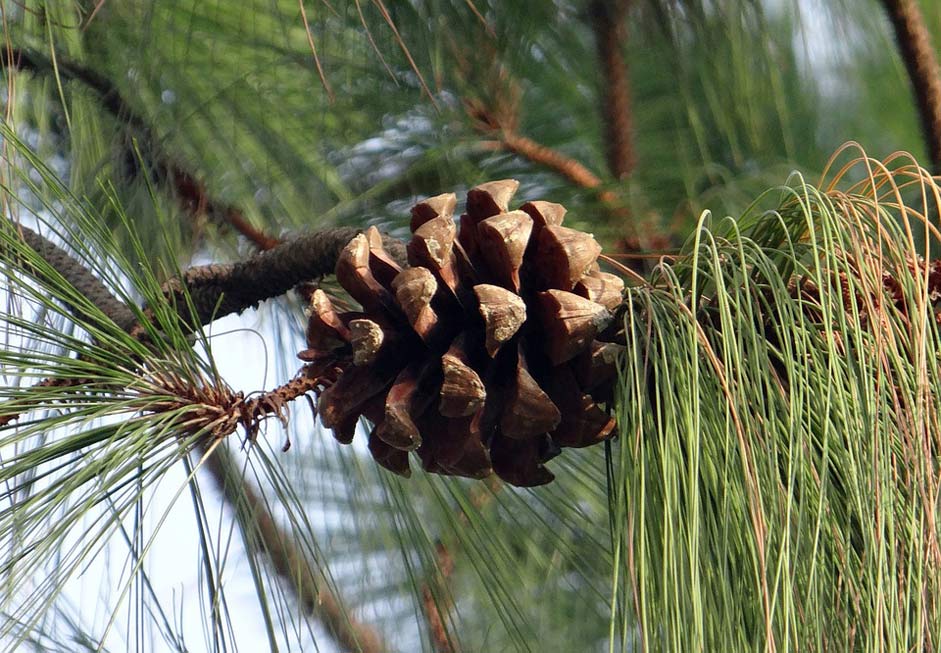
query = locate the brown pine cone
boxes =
[299,181,624,487]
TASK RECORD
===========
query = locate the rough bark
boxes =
[9,224,139,332]
[163,227,407,328]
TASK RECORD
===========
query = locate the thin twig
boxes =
[491,132,608,195]
[589,0,635,180]
[371,0,439,106]
[466,81,622,208]
[297,0,336,102]
[170,167,281,251]
[1,46,281,250]
[881,0,941,173]
[239,373,323,439]
[0,377,85,427]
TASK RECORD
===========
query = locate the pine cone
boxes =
[299,181,624,487]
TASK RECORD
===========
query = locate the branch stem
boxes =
[589,0,635,179]
[161,227,406,328]
[0,219,391,651]
[882,0,941,173]
[1,47,280,249]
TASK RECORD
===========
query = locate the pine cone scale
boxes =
[303,181,623,486]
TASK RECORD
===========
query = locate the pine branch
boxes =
[464,2,637,191]
[12,224,138,332]
[881,0,941,173]
[160,227,407,329]
[485,130,610,197]
[201,444,384,653]
[589,0,635,180]
[7,221,406,335]
[0,47,149,133]
[471,112,616,204]
[1,220,391,651]
[1,46,280,249]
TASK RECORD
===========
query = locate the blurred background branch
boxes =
[3,0,941,651]
[589,0,634,181]
[881,0,941,172]
[0,46,280,250]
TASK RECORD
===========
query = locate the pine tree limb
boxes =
[0,46,280,250]
[160,227,407,329]
[0,221,390,652]
[7,221,406,335]
[882,0,941,173]
[466,2,636,190]
[589,0,635,180]
[12,224,138,331]
[486,130,610,197]
[200,443,385,653]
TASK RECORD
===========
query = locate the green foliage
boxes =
[2,1,941,651]
[0,130,238,647]
[614,148,941,648]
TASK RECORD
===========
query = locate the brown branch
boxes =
[171,168,281,251]
[1,46,280,250]
[464,3,636,191]
[0,221,390,652]
[159,227,407,329]
[11,224,139,331]
[589,0,635,179]
[475,129,617,206]
[239,373,323,441]
[0,377,85,427]
[467,83,624,211]
[200,442,384,653]
[8,220,406,339]
[882,0,941,173]
[421,541,458,653]
[494,131,607,193]
[0,47,149,133]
